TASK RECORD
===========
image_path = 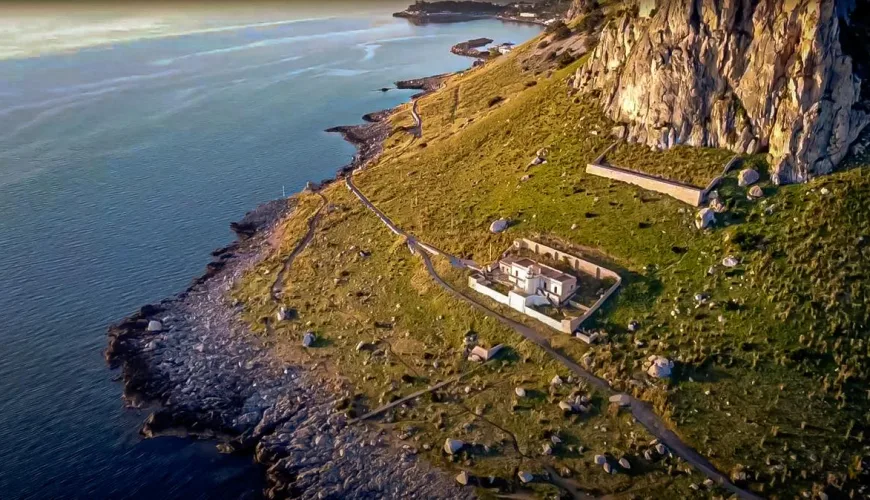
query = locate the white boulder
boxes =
[514,387,526,398]
[489,218,509,233]
[146,320,163,332]
[748,185,763,199]
[647,356,674,378]
[722,256,739,267]
[302,331,316,347]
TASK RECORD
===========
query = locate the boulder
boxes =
[443,438,464,455]
[710,197,727,213]
[647,356,674,378]
[542,443,554,455]
[558,400,575,413]
[514,387,526,398]
[146,320,162,332]
[627,320,640,332]
[611,125,627,139]
[695,208,716,229]
[738,168,760,187]
[748,185,763,199]
[594,454,607,465]
[603,463,613,474]
[550,375,563,386]
[609,394,631,406]
[517,471,534,484]
[302,332,316,347]
[489,218,509,233]
[455,471,470,486]
[619,457,631,469]
[655,443,667,455]
[722,256,738,267]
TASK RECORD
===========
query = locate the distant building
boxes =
[497,42,515,55]
[519,12,537,18]
[498,255,577,304]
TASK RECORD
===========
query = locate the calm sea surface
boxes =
[0,9,541,499]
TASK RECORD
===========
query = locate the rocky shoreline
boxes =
[106,77,474,498]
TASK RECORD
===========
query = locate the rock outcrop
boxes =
[572,0,869,184]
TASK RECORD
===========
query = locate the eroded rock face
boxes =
[573,0,869,184]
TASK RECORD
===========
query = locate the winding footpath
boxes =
[344,170,762,499]
[270,192,327,301]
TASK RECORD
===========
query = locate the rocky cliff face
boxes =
[571,0,869,184]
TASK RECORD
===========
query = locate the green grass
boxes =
[236,33,870,498]
[604,142,735,187]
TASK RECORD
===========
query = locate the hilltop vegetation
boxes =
[235,27,870,499]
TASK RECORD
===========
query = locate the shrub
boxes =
[557,51,577,68]
[537,39,550,49]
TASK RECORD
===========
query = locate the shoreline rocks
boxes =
[106,173,471,499]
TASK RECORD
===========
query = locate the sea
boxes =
[0,5,541,499]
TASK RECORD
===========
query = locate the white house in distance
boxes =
[498,255,576,306]
[497,43,515,55]
[468,238,622,337]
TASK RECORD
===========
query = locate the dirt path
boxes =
[345,169,762,500]
[410,99,423,138]
[270,192,327,302]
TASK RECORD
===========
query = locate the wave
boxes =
[150,24,399,66]
[47,69,182,94]
[0,85,126,117]
[360,43,380,61]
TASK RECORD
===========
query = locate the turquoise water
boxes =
[0,11,540,499]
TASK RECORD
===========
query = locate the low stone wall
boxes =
[586,142,742,207]
[468,274,509,306]
[586,163,705,206]
[514,239,621,283]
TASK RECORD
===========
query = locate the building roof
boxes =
[500,256,576,284]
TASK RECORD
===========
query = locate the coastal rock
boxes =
[573,0,870,184]
[106,196,471,500]
[146,320,163,332]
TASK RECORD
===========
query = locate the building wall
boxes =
[586,163,704,206]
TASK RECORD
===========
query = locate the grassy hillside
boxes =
[235,34,870,498]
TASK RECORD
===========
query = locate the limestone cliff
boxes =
[571,0,869,184]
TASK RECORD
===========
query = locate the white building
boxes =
[519,12,537,18]
[497,43,514,55]
[498,255,577,305]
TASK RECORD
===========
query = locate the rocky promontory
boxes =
[572,0,870,184]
